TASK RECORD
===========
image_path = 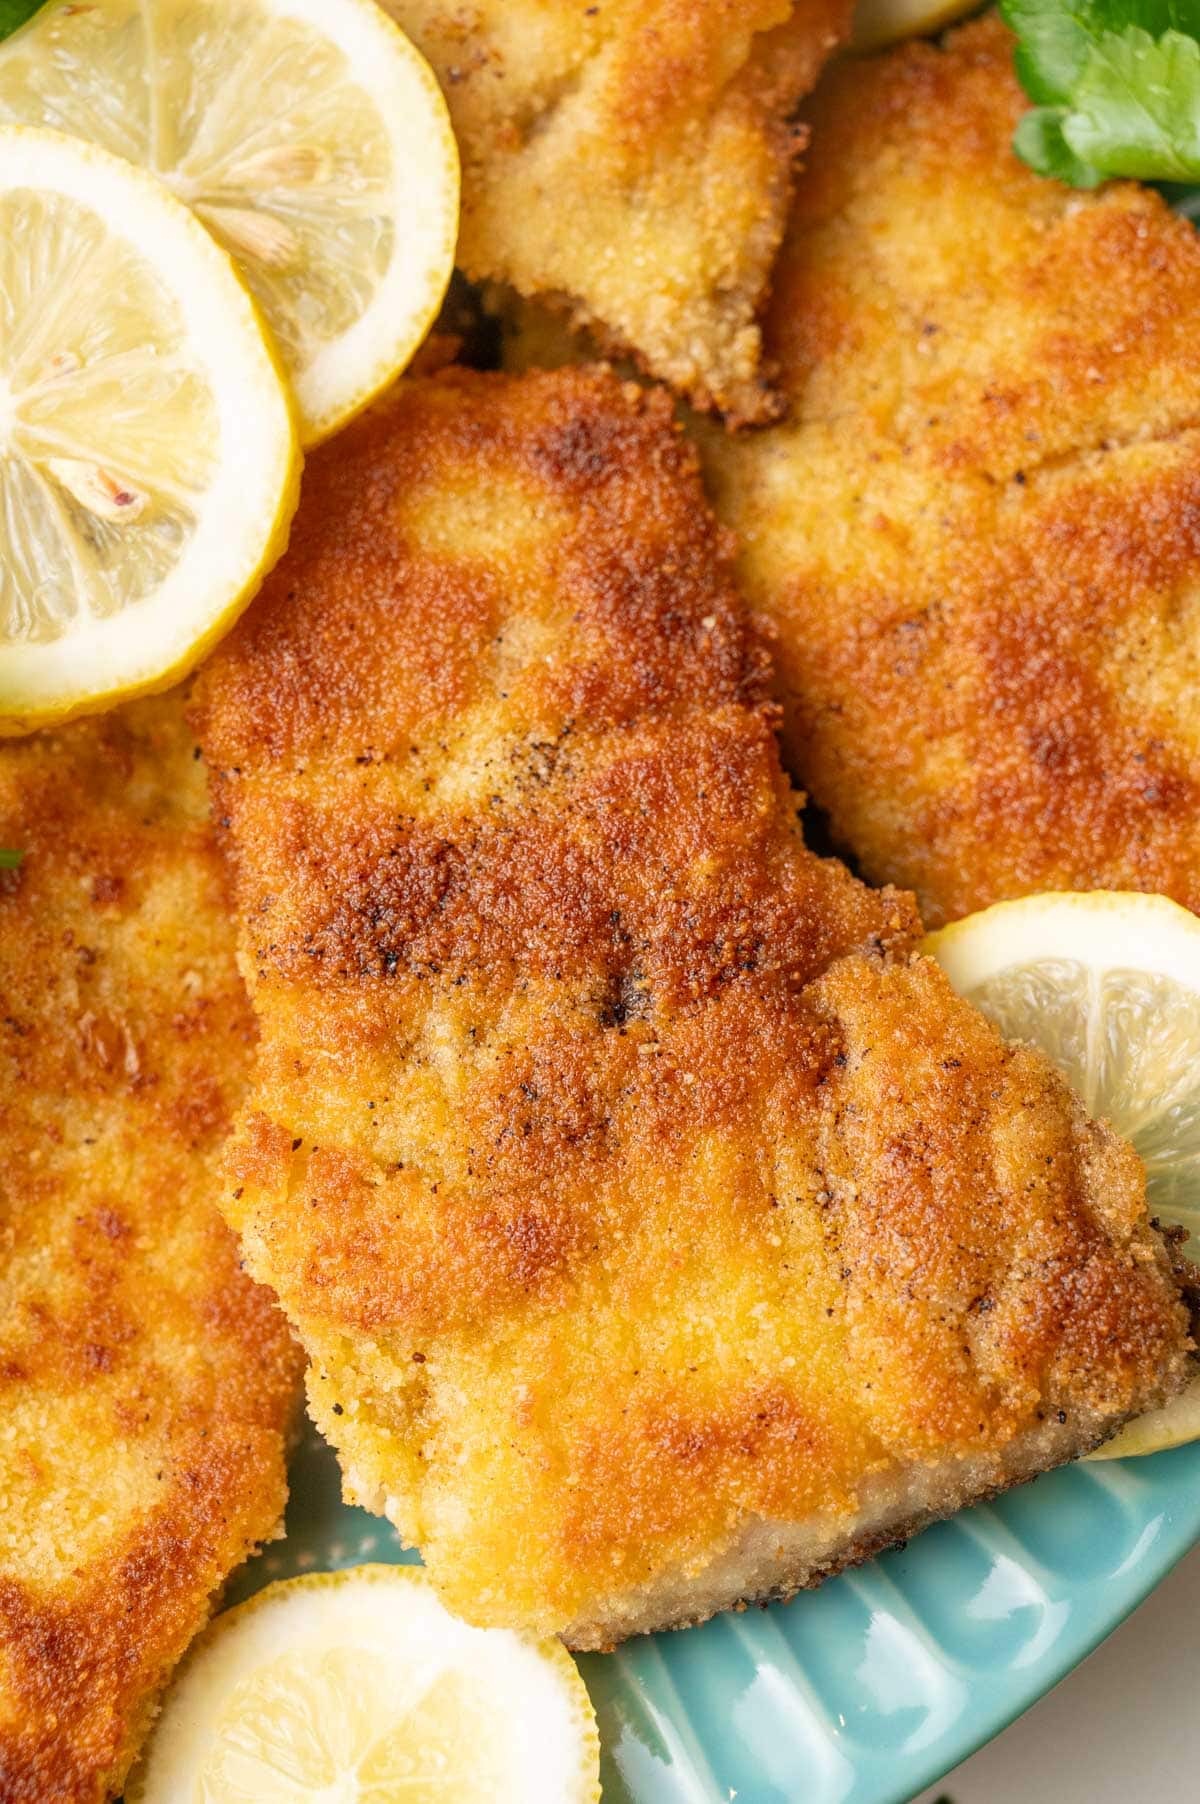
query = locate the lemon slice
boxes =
[0,0,459,446]
[126,1566,601,1804]
[925,891,1200,1459]
[0,124,299,734]
[852,0,979,52]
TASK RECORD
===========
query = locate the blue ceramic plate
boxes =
[227,1424,1200,1803]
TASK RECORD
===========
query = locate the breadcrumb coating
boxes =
[700,15,1200,923]
[0,695,301,1802]
[381,0,852,421]
[197,368,1192,1647]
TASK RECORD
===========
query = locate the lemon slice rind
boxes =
[851,0,980,53]
[256,0,459,444]
[1095,1381,1200,1460]
[0,125,299,734]
[125,1565,601,1804]
[924,890,1200,995]
[0,0,460,447]
[925,890,1200,1461]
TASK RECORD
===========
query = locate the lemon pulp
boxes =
[927,891,1200,1458]
[0,0,459,443]
[0,188,217,644]
[0,125,298,732]
[852,0,979,52]
[126,1566,601,1804]
[969,960,1200,1236]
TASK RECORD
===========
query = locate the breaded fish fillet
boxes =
[379,0,852,422]
[196,367,1193,1650]
[0,696,301,1802]
[700,14,1200,925]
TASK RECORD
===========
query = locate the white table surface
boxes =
[911,1540,1200,1802]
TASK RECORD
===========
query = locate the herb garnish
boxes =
[1003,0,1200,186]
[0,0,45,42]
[0,850,24,869]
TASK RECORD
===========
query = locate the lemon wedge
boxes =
[852,0,979,52]
[125,1566,601,1804]
[926,891,1200,1459]
[0,0,459,445]
[0,124,299,735]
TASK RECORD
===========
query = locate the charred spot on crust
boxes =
[599,965,649,1029]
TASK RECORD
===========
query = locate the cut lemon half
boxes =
[852,0,979,52]
[0,0,459,445]
[926,891,1200,1459]
[126,1566,601,1804]
[0,125,299,734]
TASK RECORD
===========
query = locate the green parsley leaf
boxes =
[1065,26,1200,178]
[1014,104,1108,182]
[0,849,24,869]
[1002,0,1200,185]
[1006,0,1101,104]
[0,0,46,41]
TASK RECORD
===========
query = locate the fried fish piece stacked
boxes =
[197,367,1193,1650]
[0,697,301,1802]
[383,0,852,421]
[702,15,1200,923]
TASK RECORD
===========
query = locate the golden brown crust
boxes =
[0,696,302,1802]
[197,367,1192,1643]
[380,0,853,421]
[699,14,1200,923]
